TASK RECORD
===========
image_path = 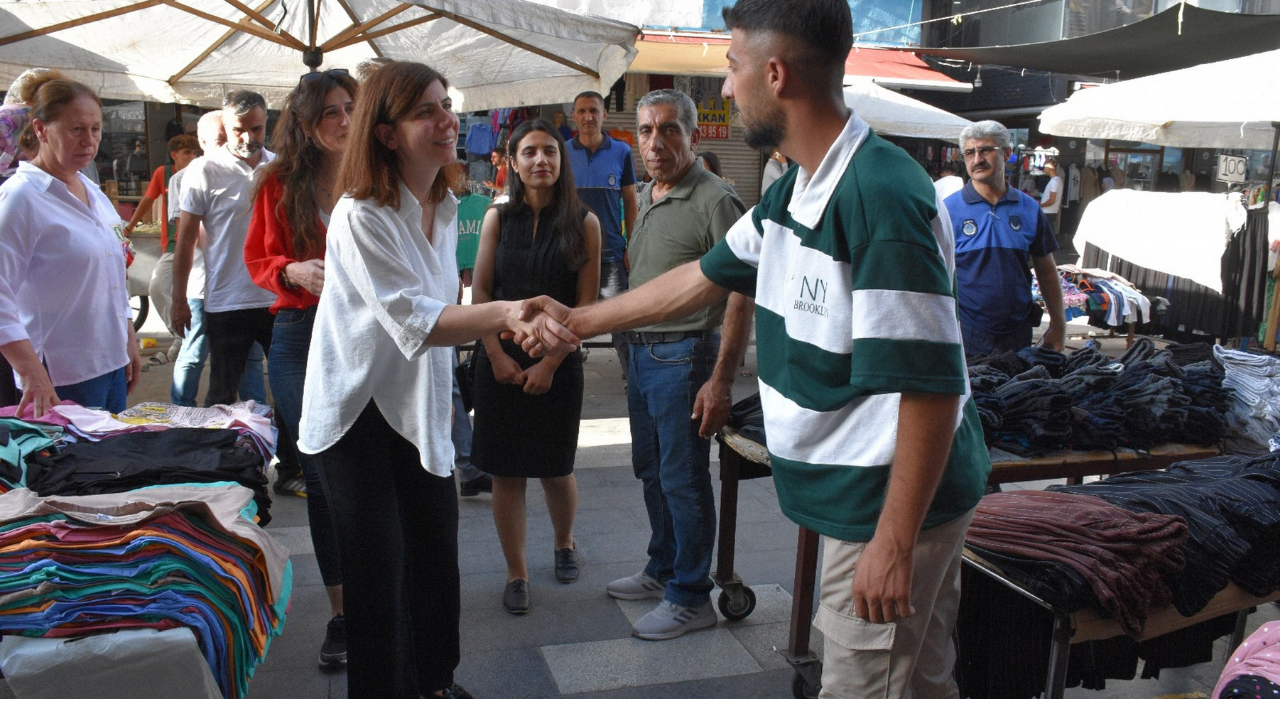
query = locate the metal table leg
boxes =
[713,444,755,621]
[786,526,822,698]
[1045,611,1073,698]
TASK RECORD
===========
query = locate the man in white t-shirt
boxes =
[171,90,276,407]
[1039,158,1063,232]
[933,163,964,200]
[168,112,266,408]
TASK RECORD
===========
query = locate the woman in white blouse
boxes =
[0,73,141,416]
[297,61,576,699]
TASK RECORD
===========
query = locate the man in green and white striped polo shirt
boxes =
[518,0,990,698]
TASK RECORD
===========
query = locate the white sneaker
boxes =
[631,600,717,641]
[606,571,667,601]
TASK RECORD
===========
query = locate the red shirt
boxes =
[244,173,325,313]
[143,165,171,251]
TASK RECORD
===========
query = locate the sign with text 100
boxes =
[698,101,730,140]
[1216,154,1247,184]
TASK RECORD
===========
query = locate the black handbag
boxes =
[456,344,478,412]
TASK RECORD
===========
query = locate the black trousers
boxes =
[314,401,461,698]
[203,307,275,407]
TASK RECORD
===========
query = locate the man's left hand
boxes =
[1040,323,1065,352]
[692,378,732,439]
[851,534,916,624]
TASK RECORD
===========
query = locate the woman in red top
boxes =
[244,68,357,669]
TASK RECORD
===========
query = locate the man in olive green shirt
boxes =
[604,89,755,641]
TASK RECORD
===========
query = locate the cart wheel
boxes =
[130,295,149,331]
[792,672,819,699]
[717,586,756,621]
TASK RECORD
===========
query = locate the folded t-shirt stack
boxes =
[966,489,1188,636]
[0,484,292,698]
[1213,345,1280,450]
[23,428,272,527]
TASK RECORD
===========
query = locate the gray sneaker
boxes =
[631,600,717,641]
[606,571,667,601]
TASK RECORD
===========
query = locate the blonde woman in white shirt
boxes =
[0,74,140,417]
[297,61,577,699]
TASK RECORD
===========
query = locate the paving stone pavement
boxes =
[1,318,1277,698]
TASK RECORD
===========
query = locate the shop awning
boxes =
[845,47,969,93]
[845,80,970,140]
[0,0,639,110]
[919,5,1280,80]
[1038,48,1280,150]
[630,31,969,92]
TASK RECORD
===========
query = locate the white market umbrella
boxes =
[1038,48,1280,150]
[843,79,969,141]
[0,0,639,110]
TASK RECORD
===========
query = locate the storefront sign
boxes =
[1216,154,1248,184]
[697,101,730,140]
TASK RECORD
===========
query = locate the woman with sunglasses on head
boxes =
[470,118,600,615]
[244,66,357,671]
[296,61,577,699]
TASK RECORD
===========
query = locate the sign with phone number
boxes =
[698,103,730,140]
[698,123,730,140]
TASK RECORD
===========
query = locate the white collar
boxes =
[213,145,275,172]
[787,113,871,230]
[395,183,458,229]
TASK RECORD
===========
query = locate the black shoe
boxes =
[434,683,473,698]
[459,474,493,497]
[503,579,530,615]
[318,614,346,667]
[554,545,580,584]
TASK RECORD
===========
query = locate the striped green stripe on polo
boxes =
[700,121,990,542]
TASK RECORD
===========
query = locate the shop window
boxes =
[99,99,147,197]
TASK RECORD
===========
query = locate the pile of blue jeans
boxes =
[967,341,1232,455]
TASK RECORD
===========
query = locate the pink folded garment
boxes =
[1215,621,1280,697]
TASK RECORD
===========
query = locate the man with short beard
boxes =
[517,0,989,697]
[171,90,277,407]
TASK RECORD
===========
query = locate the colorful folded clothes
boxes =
[0,484,292,698]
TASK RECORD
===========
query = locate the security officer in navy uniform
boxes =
[944,120,1066,355]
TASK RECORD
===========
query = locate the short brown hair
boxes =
[338,61,457,209]
[18,75,100,156]
[167,133,199,155]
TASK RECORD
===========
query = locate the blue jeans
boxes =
[268,307,342,588]
[601,260,630,379]
[57,366,127,413]
[626,334,720,608]
[960,320,1032,357]
[451,353,486,481]
[170,298,266,406]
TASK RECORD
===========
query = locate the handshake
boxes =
[504,295,583,358]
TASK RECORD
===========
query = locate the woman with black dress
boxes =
[471,118,601,615]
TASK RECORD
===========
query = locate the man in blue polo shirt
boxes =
[568,91,638,376]
[945,120,1065,355]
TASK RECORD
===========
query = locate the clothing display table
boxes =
[715,427,1225,699]
[961,548,1280,698]
[0,627,222,698]
[987,443,1221,489]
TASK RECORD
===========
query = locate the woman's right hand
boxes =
[285,259,326,296]
[16,365,59,419]
[488,350,526,386]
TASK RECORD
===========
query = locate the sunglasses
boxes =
[299,68,352,86]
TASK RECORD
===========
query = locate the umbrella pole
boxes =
[1260,122,1279,351]
[303,0,322,69]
